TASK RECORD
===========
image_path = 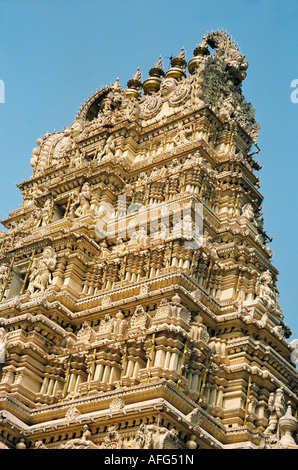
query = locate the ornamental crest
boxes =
[98,314,115,334]
[130,305,150,329]
[77,321,93,344]
[140,94,162,119]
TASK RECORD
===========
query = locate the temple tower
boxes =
[0,31,297,450]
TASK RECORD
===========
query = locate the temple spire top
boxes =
[165,47,186,80]
[126,67,142,98]
[143,56,164,94]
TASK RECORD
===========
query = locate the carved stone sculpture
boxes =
[76,322,94,345]
[27,246,57,294]
[130,305,150,329]
[73,182,91,218]
[264,388,286,435]
[255,270,281,313]
[0,31,295,452]
[100,425,123,449]
[0,264,9,297]
[0,327,6,363]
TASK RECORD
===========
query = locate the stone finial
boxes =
[127,67,142,98]
[143,56,165,94]
[153,56,163,72]
[170,47,186,68]
[279,402,298,448]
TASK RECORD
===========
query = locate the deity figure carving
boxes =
[128,226,150,249]
[101,294,112,308]
[131,424,179,449]
[173,122,192,146]
[30,138,43,168]
[101,425,123,449]
[132,424,153,449]
[265,388,286,435]
[27,246,57,294]
[60,425,98,449]
[218,94,235,121]
[160,77,178,98]
[241,203,256,224]
[69,183,91,219]
[0,264,9,298]
[102,135,116,161]
[95,139,106,160]
[255,270,280,313]
[67,188,80,219]
[153,222,168,242]
[157,428,180,449]
[137,171,149,185]
[69,148,82,168]
[98,79,128,126]
[52,127,72,161]
[70,119,84,142]
[172,214,193,239]
[40,198,53,226]
[0,327,6,363]
[51,120,84,166]
[122,96,140,122]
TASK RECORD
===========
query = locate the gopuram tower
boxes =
[0,31,297,450]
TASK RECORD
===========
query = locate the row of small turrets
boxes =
[126,40,210,96]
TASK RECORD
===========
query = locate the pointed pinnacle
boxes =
[132,67,141,82]
[154,56,163,70]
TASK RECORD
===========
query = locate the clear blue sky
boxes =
[0,0,297,338]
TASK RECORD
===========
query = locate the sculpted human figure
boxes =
[255,270,279,311]
[0,327,6,363]
[219,95,234,121]
[40,198,53,226]
[173,121,192,146]
[52,127,72,162]
[96,139,106,160]
[0,264,9,295]
[241,203,255,223]
[73,183,91,218]
[101,425,123,449]
[68,188,80,219]
[132,424,153,449]
[160,77,177,97]
[122,96,140,122]
[113,238,127,256]
[128,226,149,248]
[100,80,126,125]
[27,247,57,294]
[70,119,83,142]
[265,388,286,435]
[102,135,116,160]
[30,138,43,168]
